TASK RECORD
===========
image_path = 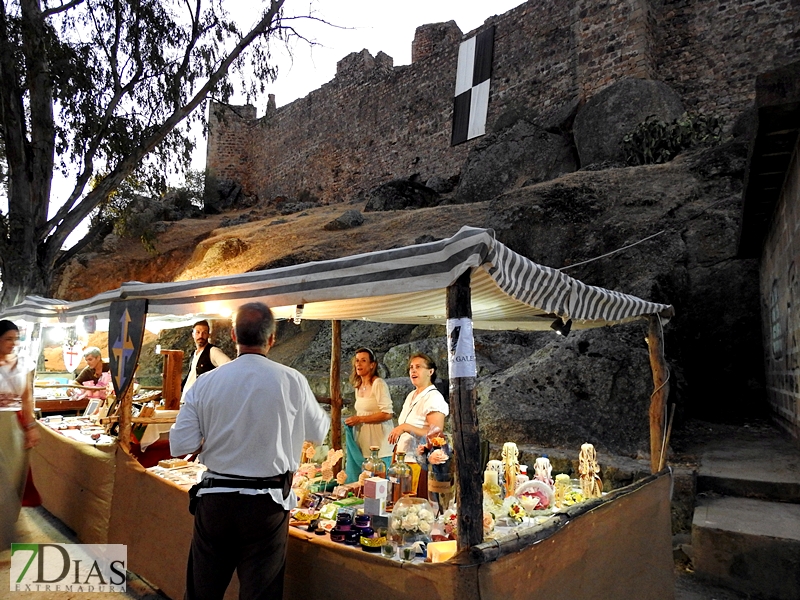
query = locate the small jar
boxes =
[330,527,347,543]
[336,512,353,531]
[344,529,361,545]
[355,514,371,528]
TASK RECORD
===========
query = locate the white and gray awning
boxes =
[0,227,673,330]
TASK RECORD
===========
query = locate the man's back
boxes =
[172,354,329,482]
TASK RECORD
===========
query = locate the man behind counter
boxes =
[171,302,330,600]
[182,320,231,398]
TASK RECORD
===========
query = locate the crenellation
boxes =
[207,0,799,205]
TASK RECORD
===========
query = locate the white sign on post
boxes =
[447,317,476,378]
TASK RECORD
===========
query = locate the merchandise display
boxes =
[286,438,604,565]
[39,415,115,446]
[147,462,206,487]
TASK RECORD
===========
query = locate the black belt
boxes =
[188,470,294,515]
[201,472,287,490]
[203,470,294,500]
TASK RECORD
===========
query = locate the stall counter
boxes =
[30,429,674,600]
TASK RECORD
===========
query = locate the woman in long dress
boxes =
[0,320,40,550]
[343,348,394,482]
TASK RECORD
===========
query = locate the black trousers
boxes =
[185,492,289,600]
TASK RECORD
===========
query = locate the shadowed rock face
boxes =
[573,78,685,167]
[455,120,577,204]
[476,326,653,457]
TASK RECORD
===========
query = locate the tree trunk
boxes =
[0,239,52,308]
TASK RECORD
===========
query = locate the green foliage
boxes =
[622,112,723,166]
[0,0,293,307]
[92,175,162,253]
[91,169,204,254]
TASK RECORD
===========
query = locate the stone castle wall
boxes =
[761,137,800,438]
[206,0,799,205]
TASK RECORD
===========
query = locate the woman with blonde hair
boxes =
[343,348,394,482]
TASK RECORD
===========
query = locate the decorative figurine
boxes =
[554,474,571,508]
[501,442,520,498]
[533,456,554,487]
[578,443,602,498]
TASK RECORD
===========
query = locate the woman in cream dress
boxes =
[344,348,394,480]
[0,320,39,550]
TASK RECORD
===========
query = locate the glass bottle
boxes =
[362,446,387,480]
[387,452,413,508]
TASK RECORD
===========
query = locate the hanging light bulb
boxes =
[293,304,304,325]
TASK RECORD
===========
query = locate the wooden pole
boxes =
[117,385,134,454]
[330,320,343,465]
[647,315,670,473]
[447,270,484,550]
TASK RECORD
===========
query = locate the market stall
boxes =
[29,422,116,543]
[6,226,676,599]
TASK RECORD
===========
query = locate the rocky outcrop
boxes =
[59,135,762,458]
[573,78,685,167]
[204,178,258,214]
[323,210,364,231]
[363,179,440,211]
[455,120,577,204]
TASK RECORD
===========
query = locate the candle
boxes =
[428,540,458,563]
[483,470,498,486]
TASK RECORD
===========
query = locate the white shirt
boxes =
[171,354,330,510]
[181,345,231,399]
[0,355,33,411]
[395,385,449,463]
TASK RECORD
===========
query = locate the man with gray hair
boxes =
[171,302,330,600]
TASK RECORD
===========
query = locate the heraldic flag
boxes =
[451,25,495,146]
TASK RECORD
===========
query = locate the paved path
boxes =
[1,508,162,599]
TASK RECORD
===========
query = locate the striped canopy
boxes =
[1,227,673,330]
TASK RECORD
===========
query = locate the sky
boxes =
[50,0,524,246]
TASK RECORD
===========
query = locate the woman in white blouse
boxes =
[344,348,394,478]
[388,352,448,496]
[0,320,39,550]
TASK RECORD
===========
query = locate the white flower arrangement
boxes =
[391,503,435,536]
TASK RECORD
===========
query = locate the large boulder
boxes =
[476,326,653,457]
[204,177,258,214]
[573,78,685,167]
[455,120,576,204]
[364,180,440,212]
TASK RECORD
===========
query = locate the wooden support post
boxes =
[159,349,184,410]
[117,385,134,454]
[647,315,670,473]
[447,270,484,550]
[330,320,342,464]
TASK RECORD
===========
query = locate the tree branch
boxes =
[42,0,86,19]
[43,0,286,257]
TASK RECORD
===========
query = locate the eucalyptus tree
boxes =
[0,0,291,308]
